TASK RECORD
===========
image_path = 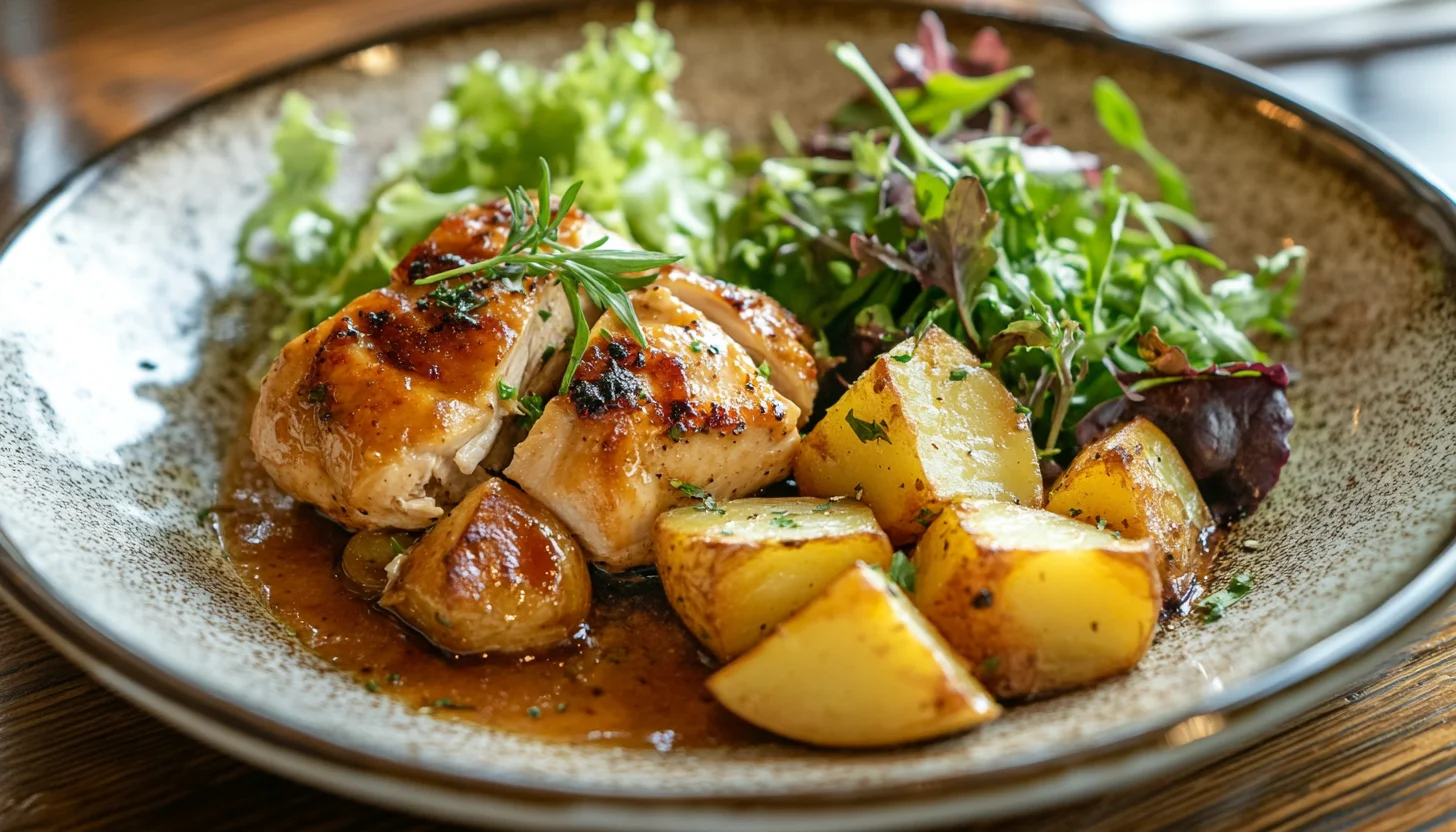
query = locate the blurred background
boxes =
[1,0,1454,220]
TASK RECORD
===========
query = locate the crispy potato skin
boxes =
[707,563,1001,747]
[914,499,1160,699]
[379,477,590,654]
[654,497,893,660]
[1045,417,1214,605]
[795,328,1042,545]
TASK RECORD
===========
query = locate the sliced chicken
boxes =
[505,285,802,570]
[655,266,819,423]
[250,200,593,531]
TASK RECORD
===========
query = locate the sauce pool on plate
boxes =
[214,420,763,750]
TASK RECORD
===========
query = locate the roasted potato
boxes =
[1045,417,1214,604]
[914,499,1159,699]
[340,529,416,597]
[654,497,893,660]
[795,327,1042,545]
[379,477,591,654]
[708,562,1001,747]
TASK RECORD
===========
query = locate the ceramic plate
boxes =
[1,1,1454,829]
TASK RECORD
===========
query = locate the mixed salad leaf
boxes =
[238,4,731,363]
[716,13,1303,472]
[239,6,1302,500]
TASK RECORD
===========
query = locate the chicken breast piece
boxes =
[379,476,592,655]
[250,200,593,531]
[505,285,802,570]
[655,267,819,424]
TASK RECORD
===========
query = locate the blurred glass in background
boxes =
[2,0,1455,220]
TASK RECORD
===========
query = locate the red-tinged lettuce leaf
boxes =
[832,11,1044,140]
[1075,362,1293,520]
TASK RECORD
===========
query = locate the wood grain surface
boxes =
[3,1,1456,830]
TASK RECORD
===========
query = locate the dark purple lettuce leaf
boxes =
[1075,363,1293,521]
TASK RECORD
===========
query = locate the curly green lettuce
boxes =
[237,3,732,368]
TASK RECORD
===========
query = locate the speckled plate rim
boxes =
[0,0,1454,827]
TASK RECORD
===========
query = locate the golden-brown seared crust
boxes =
[655,267,819,423]
[250,200,580,531]
[379,477,592,655]
[506,286,802,570]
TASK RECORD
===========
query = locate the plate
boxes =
[0,1,1454,828]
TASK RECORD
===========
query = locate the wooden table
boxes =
[4,1,1456,829]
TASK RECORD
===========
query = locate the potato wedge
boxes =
[708,562,1001,747]
[655,497,893,660]
[795,327,1042,545]
[914,499,1159,699]
[379,477,591,655]
[1045,417,1214,605]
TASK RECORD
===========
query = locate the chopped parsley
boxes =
[538,309,552,321]
[364,679,380,692]
[670,479,726,514]
[891,353,913,364]
[845,409,891,444]
[690,340,703,352]
[1198,573,1254,623]
[668,424,687,442]
[1014,404,1033,415]
[914,506,942,528]
[387,673,401,684]
[426,283,485,324]
[526,706,543,718]
[757,361,772,378]
[770,515,798,528]
[497,380,517,400]
[517,394,545,428]
[948,366,970,381]
[542,345,557,361]
[888,551,916,593]
[811,502,832,512]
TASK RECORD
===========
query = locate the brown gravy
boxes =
[216,422,764,750]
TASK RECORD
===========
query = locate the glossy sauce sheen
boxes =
[217,421,763,749]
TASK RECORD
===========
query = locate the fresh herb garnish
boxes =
[891,353,913,363]
[538,309,552,321]
[516,394,546,428]
[756,361,772,379]
[845,410,891,444]
[365,679,380,692]
[913,507,941,528]
[770,515,798,528]
[888,551,916,593]
[409,159,681,394]
[948,366,970,381]
[497,380,518,401]
[811,502,832,512]
[668,424,687,442]
[526,706,542,718]
[690,340,703,352]
[389,537,406,556]
[1198,573,1254,623]
[669,479,726,514]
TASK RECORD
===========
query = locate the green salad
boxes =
[238,4,1302,474]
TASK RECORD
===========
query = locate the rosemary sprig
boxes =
[411,158,683,394]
